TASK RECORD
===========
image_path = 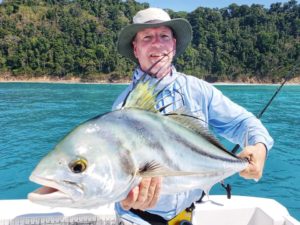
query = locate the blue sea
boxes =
[0,82,299,220]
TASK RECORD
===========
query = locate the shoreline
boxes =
[1,76,299,85]
[0,76,131,85]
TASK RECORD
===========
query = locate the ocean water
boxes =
[0,82,299,220]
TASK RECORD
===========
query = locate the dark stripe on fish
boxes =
[171,132,244,163]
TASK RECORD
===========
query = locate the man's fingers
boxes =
[133,178,152,209]
[237,148,252,160]
[147,177,161,209]
[120,177,162,211]
[241,161,263,179]
[120,187,139,210]
[139,177,161,209]
[238,144,266,180]
[239,156,261,179]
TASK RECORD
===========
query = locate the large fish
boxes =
[28,74,248,208]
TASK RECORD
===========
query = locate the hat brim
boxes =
[117,18,192,63]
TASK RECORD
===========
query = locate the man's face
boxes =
[132,26,176,78]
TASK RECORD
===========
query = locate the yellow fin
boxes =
[122,76,158,112]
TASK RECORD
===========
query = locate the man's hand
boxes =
[238,143,267,180]
[120,177,162,211]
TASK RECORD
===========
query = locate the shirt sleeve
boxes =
[201,80,274,151]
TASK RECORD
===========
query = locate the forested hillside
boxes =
[0,0,299,82]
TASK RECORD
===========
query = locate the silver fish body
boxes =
[29,107,248,208]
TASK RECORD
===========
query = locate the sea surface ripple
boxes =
[0,82,299,220]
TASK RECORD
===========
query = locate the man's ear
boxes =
[132,41,138,59]
[173,38,176,57]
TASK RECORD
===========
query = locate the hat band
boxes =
[140,19,169,24]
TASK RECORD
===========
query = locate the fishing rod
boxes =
[210,59,300,200]
[231,59,300,154]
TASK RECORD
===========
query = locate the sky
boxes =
[0,0,291,10]
[135,0,290,12]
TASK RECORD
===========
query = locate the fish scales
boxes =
[108,109,246,193]
[28,74,248,208]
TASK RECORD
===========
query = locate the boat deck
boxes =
[0,195,298,225]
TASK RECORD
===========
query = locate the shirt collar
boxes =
[132,65,179,89]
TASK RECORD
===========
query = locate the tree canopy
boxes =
[0,0,299,82]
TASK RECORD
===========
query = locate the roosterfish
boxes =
[28,73,248,208]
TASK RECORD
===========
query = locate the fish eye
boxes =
[69,158,88,173]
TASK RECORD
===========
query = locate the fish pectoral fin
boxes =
[138,161,201,177]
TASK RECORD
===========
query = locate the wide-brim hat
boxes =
[117,8,192,63]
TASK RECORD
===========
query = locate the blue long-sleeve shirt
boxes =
[112,67,274,224]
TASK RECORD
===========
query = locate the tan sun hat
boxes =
[117,7,192,63]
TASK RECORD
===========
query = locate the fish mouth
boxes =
[28,174,84,205]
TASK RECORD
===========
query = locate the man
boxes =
[113,7,273,225]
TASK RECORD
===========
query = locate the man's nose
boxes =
[151,35,162,46]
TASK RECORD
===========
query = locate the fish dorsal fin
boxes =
[165,109,228,152]
[123,72,228,152]
[121,71,180,112]
[121,53,176,112]
[121,74,159,112]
